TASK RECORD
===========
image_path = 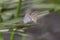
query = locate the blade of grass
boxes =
[10,31,15,40]
[10,0,26,40]
[22,36,26,40]
[10,28,17,40]
[15,0,22,18]
[0,32,4,40]
[0,15,3,22]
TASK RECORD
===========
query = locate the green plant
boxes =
[0,0,60,40]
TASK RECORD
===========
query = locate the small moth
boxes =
[23,9,49,24]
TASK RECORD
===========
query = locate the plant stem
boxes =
[10,28,17,40]
[0,32,4,40]
[10,31,15,40]
[0,4,3,22]
[10,0,22,39]
[15,0,22,18]
[22,36,26,40]
[0,15,3,22]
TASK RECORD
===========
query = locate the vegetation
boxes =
[0,0,60,40]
